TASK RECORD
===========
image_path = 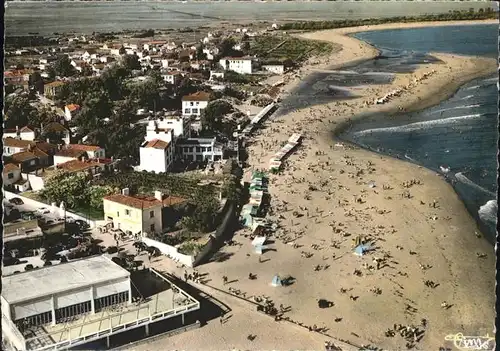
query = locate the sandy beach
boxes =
[141,20,496,351]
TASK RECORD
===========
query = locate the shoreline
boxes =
[135,20,496,350]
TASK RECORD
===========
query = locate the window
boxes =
[8,173,14,179]
[184,108,191,114]
[189,147,194,152]
[149,210,154,218]
[30,160,36,166]
[125,209,131,216]
[195,102,199,106]
[150,224,155,232]
[190,102,194,106]
[196,147,202,153]
[117,211,119,217]
[192,108,198,114]
[207,147,212,152]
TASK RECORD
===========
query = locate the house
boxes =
[202,47,219,61]
[176,137,224,162]
[66,144,105,159]
[209,70,225,81]
[7,151,42,173]
[190,60,210,71]
[3,138,57,158]
[161,71,181,85]
[143,41,167,52]
[182,91,211,118]
[219,57,253,75]
[92,63,106,75]
[103,189,163,235]
[64,104,81,121]
[138,139,174,174]
[53,147,88,166]
[166,42,177,51]
[103,189,187,235]
[146,117,190,140]
[262,64,285,75]
[82,49,98,61]
[44,81,65,97]
[51,159,107,177]
[4,69,33,85]
[3,126,36,141]
[42,122,71,145]
[3,164,22,188]
[99,56,115,63]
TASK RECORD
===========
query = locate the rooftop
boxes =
[176,137,216,146]
[182,91,211,102]
[65,104,80,112]
[55,159,101,173]
[66,143,102,152]
[2,255,130,305]
[3,163,20,174]
[45,81,66,88]
[55,148,87,158]
[10,151,38,163]
[43,122,69,133]
[142,139,170,150]
[103,194,162,210]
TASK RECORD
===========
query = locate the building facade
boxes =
[176,137,224,162]
[138,139,174,174]
[181,91,210,118]
[219,57,253,75]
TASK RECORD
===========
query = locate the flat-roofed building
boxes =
[176,137,225,162]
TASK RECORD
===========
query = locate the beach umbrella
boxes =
[353,244,372,256]
[271,275,283,287]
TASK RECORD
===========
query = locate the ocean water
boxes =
[335,24,498,241]
[4,1,495,36]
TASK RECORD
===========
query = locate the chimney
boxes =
[16,125,20,134]
[46,138,50,144]
[122,188,130,196]
[154,190,163,201]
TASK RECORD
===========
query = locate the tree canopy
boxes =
[201,100,234,133]
[53,55,76,78]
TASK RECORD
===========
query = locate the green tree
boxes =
[86,185,115,210]
[4,95,38,129]
[53,55,76,77]
[201,100,233,132]
[122,54,141,71]
[39,171,89,209]
[218,38,238,58]
[28,71,44,94]
[128,78,161,110]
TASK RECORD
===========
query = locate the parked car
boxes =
[9,198,24,205]
[37,207,50,214]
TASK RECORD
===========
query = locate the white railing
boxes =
[2,311,26,351]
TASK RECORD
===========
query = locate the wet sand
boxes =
[141,20,496,350]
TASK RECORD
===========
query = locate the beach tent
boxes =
[271,275,283,287]
[254,245,264,255]
[252,236,267,247]
[353,244,372,256]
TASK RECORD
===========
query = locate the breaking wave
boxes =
[354,114,483,135]
[454,172,496,197]
[465,85,480,90]
[431,104,480,114]
[478,199,498,225]
[460,95,474,100]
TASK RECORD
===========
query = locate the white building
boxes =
[146,117,190,140]
[161,71,181,85]
[1,256,131,350]
[64,104,81,121]
[3,126,36,141]
[181,91,211,118]
[2,164,22,188]
[219,57,253,75]
[209,71,225,81]
[176,137,224,162]
[138,138,174,174]
[262,64,285,75]
[65,144,105,159]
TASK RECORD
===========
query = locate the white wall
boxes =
[54,155,77,166]
[182,100,208,117]
[94,279,130,299]
[219,58,252,74]
[139,147,170,173]
[3,168,22,187]
[262,65,284,74]
[13,298,53,320]
[141,237,194,267]
[4,191,98,228]
[23,173,45,192]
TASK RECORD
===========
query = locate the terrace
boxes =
[16,269,200,351]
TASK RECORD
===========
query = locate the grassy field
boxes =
[249,34,337,63]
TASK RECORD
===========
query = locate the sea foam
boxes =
[354,114,483,135]
[478,199,498,225]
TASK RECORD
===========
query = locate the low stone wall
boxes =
[141,237,195,267]
[3,191,98,229]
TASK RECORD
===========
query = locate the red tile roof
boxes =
[67,144,102,152]
[55,148,87,158]
[43,122,69,133]
[10,151,38,163]
[65,104,81,112]
[103,194,162,210]
[182,91,211,102]
[55,159,100,173]
[45,81,66,88]
[143,139,170,149]
[3,163,20,174]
